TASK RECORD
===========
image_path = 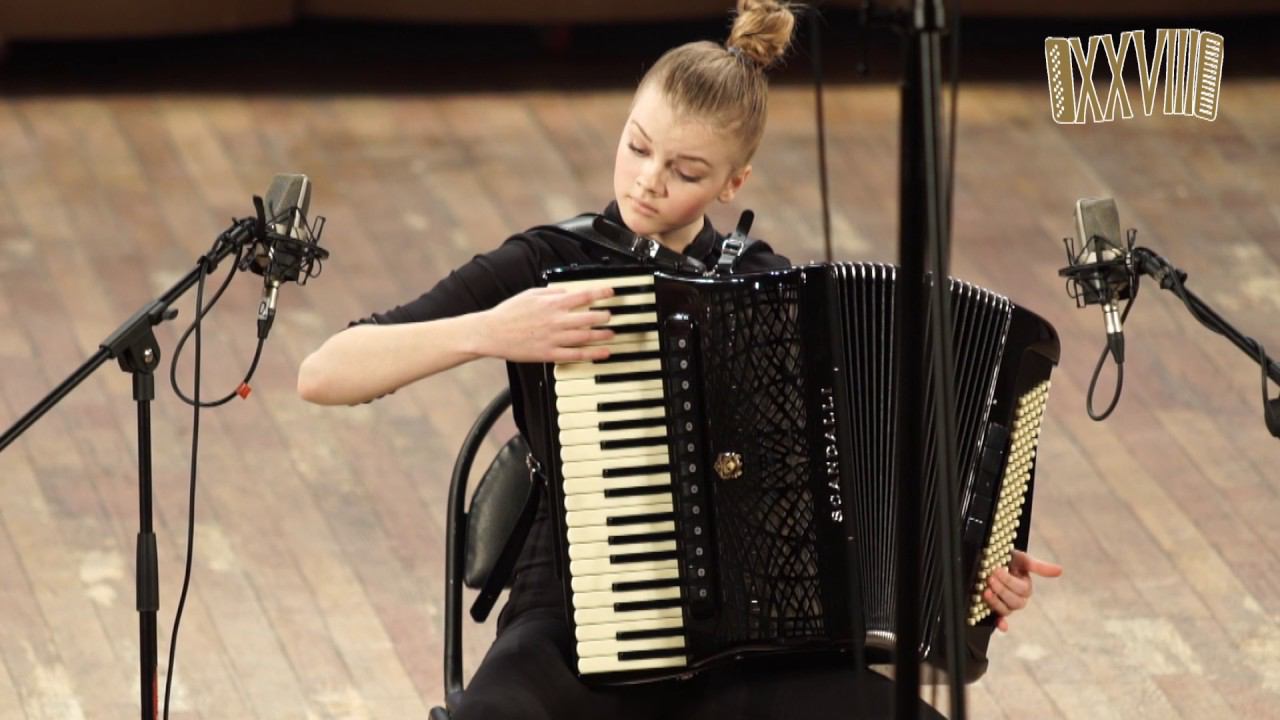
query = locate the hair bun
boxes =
[727,0,797,70]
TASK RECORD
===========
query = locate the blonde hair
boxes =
[637,0,798,167]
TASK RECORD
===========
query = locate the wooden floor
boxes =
[1,42,1279,719]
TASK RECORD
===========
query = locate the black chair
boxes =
[429,388,532,720]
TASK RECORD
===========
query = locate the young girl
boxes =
[298,1,1060,716]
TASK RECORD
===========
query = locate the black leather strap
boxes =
[469,454,547,623]
[531,214,707,275]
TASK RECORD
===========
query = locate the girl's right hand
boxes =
[475,286,616,363]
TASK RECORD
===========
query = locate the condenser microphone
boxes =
[1072,197,1129,362]
[255,174,313,337]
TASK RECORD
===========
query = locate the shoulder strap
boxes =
[715,210,760,276]
[531,213,706,275]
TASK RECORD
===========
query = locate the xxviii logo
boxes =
[1045,30,1224,124]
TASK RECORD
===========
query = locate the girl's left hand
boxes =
[982,550,1063,632]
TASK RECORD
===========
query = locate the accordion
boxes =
[540,263,1059,684]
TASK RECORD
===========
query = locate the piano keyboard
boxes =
[549,272,690,677]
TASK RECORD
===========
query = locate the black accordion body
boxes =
[540,263,1060,684]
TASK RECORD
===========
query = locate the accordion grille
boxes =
[698,276,828,643]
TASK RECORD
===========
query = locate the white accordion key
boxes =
[577,634,685,659]
[561,472,671,497]
[568,539,677,561]
[570,566,680,594]
[556,387,664,414]
[564,491,672,512]
[599,310,657,327]
[577,653,687,676]
[572,585,682,610]
[556,397,666,432]
[554,358,662,381]
[550,274,652,293]
[570,556,678,577]
[566,501,674,527]
[560,422,666,448]
[585,328,660,347]
[555,377,663,398]
[559,440,668,463]
[561,452,668,480]
[574,616,683,642]
[588,292,657,310]
[566,520,675,544]
[574,603,682,626]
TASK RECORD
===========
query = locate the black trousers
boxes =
[451,609,949,720]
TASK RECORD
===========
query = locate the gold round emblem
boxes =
[714,452,743,480]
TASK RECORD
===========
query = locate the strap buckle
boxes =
[715,210,756,276]
[525,452,543,481]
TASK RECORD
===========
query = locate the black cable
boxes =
[163,256,208,720]
[160,229,273,716]
[1159,256,1276,424]
[1085,292,1136,421]
[808,4,834,262]
[169,243,268,408]
[1085,338,1124,421]
[1260,344,1277,432]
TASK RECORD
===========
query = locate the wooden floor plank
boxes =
[0,464,60,720]
[0,660,25,720]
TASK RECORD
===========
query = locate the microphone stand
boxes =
[0,217,257,720]
[1131,246,1280,437]
[890,0,968,718]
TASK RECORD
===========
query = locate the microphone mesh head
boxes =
[1070,197,1130,305]
[1075,197,1121,260]
[264,174,311,237]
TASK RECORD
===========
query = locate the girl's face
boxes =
[613,83,751,250]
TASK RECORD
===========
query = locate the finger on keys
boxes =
[556,310,611,333]
[993,566,1032,599]
[564,286,615,309]
[556,328,614,349]
[987,571,1027,612]
[555,344,611,362]
[583,309,613,327]
[982,588,1011,619]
